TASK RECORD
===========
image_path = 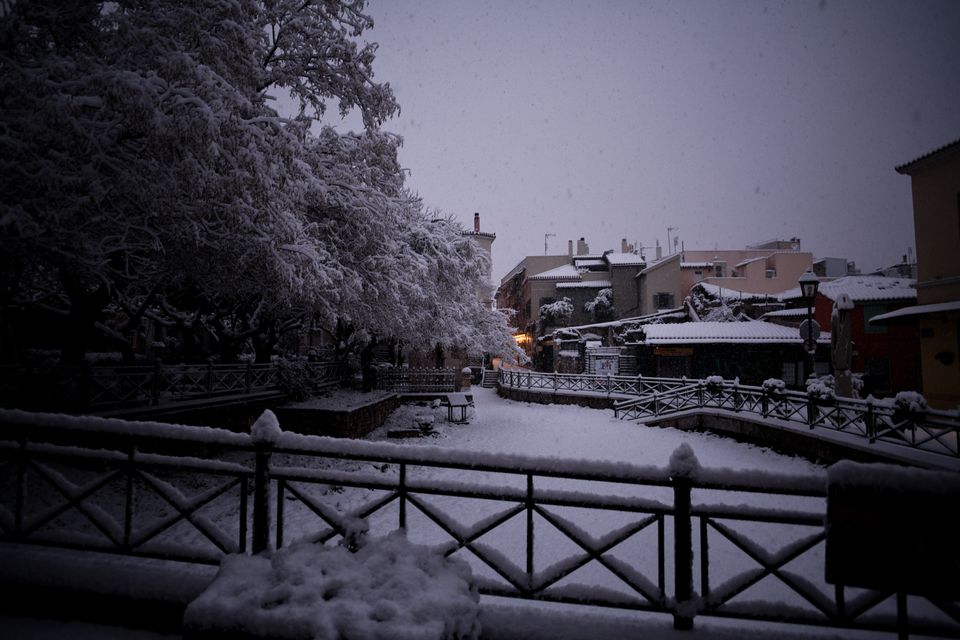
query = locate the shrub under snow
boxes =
[184,531,480,640]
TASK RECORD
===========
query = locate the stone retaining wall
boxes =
[275,394,401,438]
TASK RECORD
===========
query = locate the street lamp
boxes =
[798,269,820,381]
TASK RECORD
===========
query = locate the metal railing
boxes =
[375,367,455,393]
[0,362,342,412]
[498,371,960,462]
[1,408,958,637]
[498,369,690,397]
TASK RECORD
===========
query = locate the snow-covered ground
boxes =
[10,387,913,639]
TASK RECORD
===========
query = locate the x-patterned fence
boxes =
[375,367,455,393]
[498,370,960,463]
[1,408,958,637]
[0,361,342,413]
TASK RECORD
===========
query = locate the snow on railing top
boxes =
[0,405,826,494]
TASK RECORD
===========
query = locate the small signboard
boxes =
[654,347,694,357]
[799,318,820,354]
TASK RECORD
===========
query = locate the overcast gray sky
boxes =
[317,0,960,283]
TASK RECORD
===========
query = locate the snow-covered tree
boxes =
[0,0,514,368]
[584,288,615,322]
[539,298,574,332]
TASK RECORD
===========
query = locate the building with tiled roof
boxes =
[784,275,921,397]
[884,137,960,408]
[634,321,829,386]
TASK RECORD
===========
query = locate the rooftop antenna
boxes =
[544,232,556,255]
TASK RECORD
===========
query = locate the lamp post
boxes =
[798,269,820,382]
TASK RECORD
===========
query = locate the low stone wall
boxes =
[275,394,401,439]
[497,386,626,410]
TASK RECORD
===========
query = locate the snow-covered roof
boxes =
[528,264,581,280]
[693,282,781,301]
[869,300,960,324]
[760,308,808,319]
[642,321,827,345]
[638,253,680,275]
[604,252,646,266]
[556,280,612,289]
[572,259,606,267]
[681,262,713,269]
[735,256,767,268]
[781,276,916,303]
[572,254,604,261]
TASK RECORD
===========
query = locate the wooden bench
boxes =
[446,393,470,423]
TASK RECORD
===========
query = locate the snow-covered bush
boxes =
[762,378,786,395]
[851,372,864,397]
[276,358,313,401]
[184,531,480,640]
[806,375,836,402]
[892,391,929,420]
[704,375,724,392]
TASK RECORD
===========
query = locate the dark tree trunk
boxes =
[59,269,110,366]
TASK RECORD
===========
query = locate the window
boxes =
[863,304,887,334]
[653,292,675,309]
[864,356,891,393]
[781,362,800,386]
[765,269,777,279]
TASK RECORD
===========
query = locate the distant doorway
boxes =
[657,355,691,378]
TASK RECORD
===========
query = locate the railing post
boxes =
[399,463,407,530]
[673,476,694,630]
[526,473,535,594]
[206,362,213,396]
[807,398,816,428]
[14,434,26,538]
[865,399,876,442]
[245,361,252,394]
[123,447,136,551]
[252,443,273,554]
[151,361,161,405]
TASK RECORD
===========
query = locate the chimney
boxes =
[577,237,588,255]
[568,239,573,257]
[655,239,662,261]
[474,212,480,233]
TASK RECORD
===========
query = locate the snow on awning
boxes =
[869,300,960,324]
[760,308,808,319]
[556,280,612,289]
[642,321,829,345]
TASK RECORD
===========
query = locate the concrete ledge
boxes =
[275,393,401,438]
[648,409,960,471]
[497,386,630,410]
